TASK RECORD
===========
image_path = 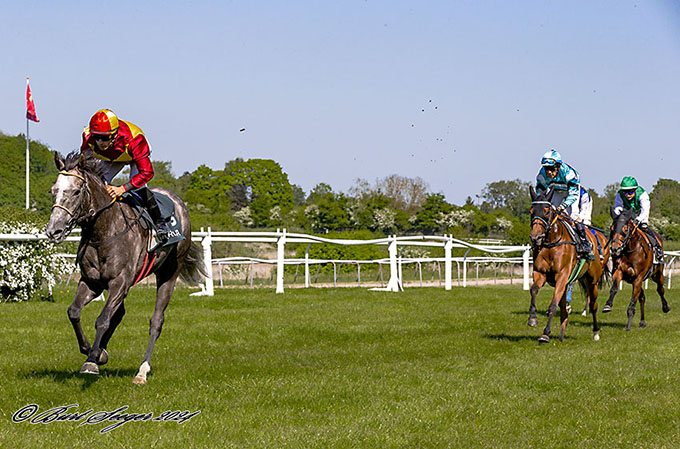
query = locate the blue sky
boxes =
[2,0,679,205]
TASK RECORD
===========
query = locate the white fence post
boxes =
[276,228,286,294]
[384,235,403,292]
[305,244,311,288]
[444,236,452,291]
[523,246,531,291]
[192,227,214,297]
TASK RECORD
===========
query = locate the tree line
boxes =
[2,131,680,244]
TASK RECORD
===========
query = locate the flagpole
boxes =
[26,117,30,210]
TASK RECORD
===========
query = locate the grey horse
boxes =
[46,151,206,384]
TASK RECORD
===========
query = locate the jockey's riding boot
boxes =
[641,224,664,263]
[139,187,170,242]
[575,222,594,260]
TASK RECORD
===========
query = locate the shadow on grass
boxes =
[482,333,541,342]
[18,367,140,390]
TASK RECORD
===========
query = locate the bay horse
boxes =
[528,187,610,342]
[601,208,670,330]
[46,151,206,384]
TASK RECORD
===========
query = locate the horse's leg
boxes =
[586,277,601,341]
[68,279,102,357]
[528,272,546,327]
[639,288,647,328]
[540,275,568,343]
[558,288,570,342]
[626,278,643,332]
[97,302,126,365]
[133,264,179,385]
[80,278,129,375]
[602,268,622,313]
[652,266,671,313]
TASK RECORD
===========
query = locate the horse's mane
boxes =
[62,150,108,184]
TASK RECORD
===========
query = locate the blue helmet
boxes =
[541,149,562,167]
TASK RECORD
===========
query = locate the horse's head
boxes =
[45,152,92,243]
[529,186,555,247]
[609,207,636,258]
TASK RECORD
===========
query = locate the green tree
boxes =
[413,193,452,233]
[478,179,532,218]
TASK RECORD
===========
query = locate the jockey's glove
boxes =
[556,205,565,215]
[633,217,642,226]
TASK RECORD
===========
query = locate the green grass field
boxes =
[2,284,680,448]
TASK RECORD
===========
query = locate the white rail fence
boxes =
[3,228,680,297]
[190,228,532,296]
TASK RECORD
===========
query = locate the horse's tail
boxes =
[179,241,209,286]
[599,257,612,287]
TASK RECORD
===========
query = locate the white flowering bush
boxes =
[304,205,321,231]
[233,206,254,227]
[372,208,397,232]
[437,209,473,229]
[0,221,71,302]
[269,206,282,223]
[496,216,513,231]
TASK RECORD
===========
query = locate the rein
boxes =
[86,202,146,248]
[530,201,574,249]
[54,170,145,248]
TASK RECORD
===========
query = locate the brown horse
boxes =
[601,208,670,330]
[528,187,610,342]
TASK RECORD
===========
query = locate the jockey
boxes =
[80,109,170,240]
[613,176,663,262]
[566,186,598,312]
[535,149,593,260]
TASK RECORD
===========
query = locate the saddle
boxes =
[123,190,185,251]
[635,227,664,265]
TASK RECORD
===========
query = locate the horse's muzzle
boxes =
[45,226,67,243]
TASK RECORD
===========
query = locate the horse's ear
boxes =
[547,187,555,202]
[610,206,618,219]
[54,152,64,171]
[78,153,87,169]
[529,186,537,201]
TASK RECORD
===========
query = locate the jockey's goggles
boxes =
[623,190,636,195]
[93,133,116,141]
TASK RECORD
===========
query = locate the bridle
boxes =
[53,169,117,227]
[611,217,637,255]
[530,201,555,243]
[52,168,144,248]
[530,200,573,248]
[52,170,92,231]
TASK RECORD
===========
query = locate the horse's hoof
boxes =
[97,349,108,366]
[80,362,99,375]
[593,332,600,341]
[528,317,538,327]
[132,376,147,386]
[581,310,588,317]
[663,305,671,314]
[538,335,550,343]
[602,304,612,313]
[639,321,646,328]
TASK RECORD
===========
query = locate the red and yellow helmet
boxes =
[89,109,119,135]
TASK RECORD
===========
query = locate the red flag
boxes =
[26,77,39,122]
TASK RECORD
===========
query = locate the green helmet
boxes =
[620,176,638,191]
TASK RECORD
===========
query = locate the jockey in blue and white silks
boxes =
[576,186,592,226]
[535,149,581,221]
[535,149,593,262]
